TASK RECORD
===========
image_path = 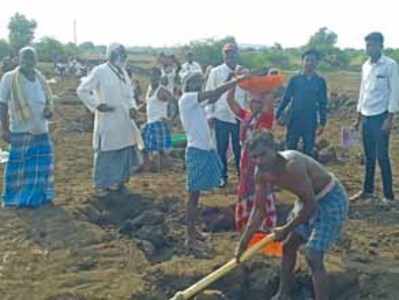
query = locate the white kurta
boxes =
[77,63,142,152]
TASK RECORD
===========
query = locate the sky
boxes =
[0,0,398,49]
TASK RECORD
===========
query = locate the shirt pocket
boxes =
[373,69,389,92]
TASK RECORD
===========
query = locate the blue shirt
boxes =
[276,72,328,128]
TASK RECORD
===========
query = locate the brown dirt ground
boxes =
[0,73,398,300]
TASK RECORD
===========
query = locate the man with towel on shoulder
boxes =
[77,43,143,197]
[0,47,55,208]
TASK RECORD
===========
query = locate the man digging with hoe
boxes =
[235,131,348,300]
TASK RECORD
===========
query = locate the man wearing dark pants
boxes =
[352,32,399,204]
[214,118,241,185]
[205,43,248,187]
[276,49,328,157]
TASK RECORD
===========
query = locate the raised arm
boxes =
[199,76,246,103]
[226,86,243,117]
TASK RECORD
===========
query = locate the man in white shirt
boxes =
[179,51,202,81]
[159,53,179,95]
[352,32,399,204]
[205,43,248,187]
[77,43,143,197]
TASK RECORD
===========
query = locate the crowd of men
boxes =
[0,31,398,300]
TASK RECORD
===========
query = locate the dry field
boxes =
[0,70,398,300]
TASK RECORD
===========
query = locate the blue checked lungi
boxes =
[142,121,172,153]
[290,179,348,253]
[2,133,55,208]
[185,147,222,192]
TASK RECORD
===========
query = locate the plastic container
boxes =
[247,232,283,257]
[238,74,285,94]
[171,133,187,148]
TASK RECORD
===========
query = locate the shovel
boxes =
[170,233,276,300]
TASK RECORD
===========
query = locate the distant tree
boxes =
[189,36,236,67]
[385,48,399,64]
[8,13,37,53]
[272,43,283,51]
[79,41,96,52]
[239,48,293,71]
[35,37,65,62]
[304,27,351,69]
[0,39,11,60]
[268,50,290,68]
[307,27,338,51]
[324,48,350,68]
[95,45,107,55]
[64,42,81,58]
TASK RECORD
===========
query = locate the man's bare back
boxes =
[259,150,333,201]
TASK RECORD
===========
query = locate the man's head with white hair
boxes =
[19,47,38,75]
[107,43,127,69]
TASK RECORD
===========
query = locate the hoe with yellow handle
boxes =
[170,233,276,300]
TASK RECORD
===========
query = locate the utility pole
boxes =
[73,19,78,45]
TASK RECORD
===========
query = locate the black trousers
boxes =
[362,112,394,199]
[214,119,241,181]
[286,123,317,157]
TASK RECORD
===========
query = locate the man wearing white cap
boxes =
[77,43,143,197]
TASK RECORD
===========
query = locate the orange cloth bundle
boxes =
[248,232,283,257]
[239,74,285,94]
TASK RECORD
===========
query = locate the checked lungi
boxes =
[290,179,348,253]
[142,121,172,153]
[2,133,55,208]
[185,147,222,192]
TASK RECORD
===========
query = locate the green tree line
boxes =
[3,13,399,72]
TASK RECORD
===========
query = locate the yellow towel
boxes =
[11,68,54,122]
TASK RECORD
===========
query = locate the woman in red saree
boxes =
[226,86,277,233]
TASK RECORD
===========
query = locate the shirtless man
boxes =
[235,131,348,300]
